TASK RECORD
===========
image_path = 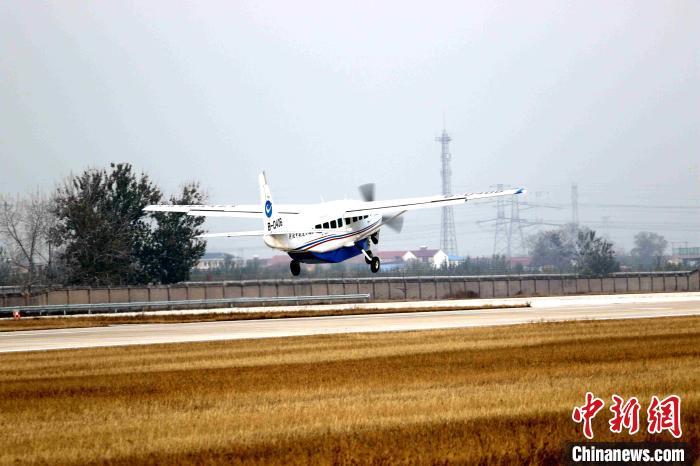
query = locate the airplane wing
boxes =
[342,188,525,217]
[144,204,301,218]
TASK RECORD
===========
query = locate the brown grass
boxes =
[0,317,698,465]
[0,303,527,332]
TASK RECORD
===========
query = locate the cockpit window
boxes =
[330,220,337,228]
[323,222,329,229]
[338,218,343,227]
[315,224,321,229]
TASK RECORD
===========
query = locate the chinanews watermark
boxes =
[566,392,695,465]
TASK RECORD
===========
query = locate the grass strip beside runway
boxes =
[0,303,527,332]
[0,316,698,464]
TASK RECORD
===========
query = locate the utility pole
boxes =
[436,128,458,256]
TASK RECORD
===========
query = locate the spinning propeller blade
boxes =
[382,214,404,233]
[358,183,375,202]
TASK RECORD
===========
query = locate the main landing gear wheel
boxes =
[370,256,381,273]
[290,260,301,276]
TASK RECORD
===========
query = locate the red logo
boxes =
[573,393,682,439]
[609,394,641,435]
[572,392,605,439]
[647,395,682,438]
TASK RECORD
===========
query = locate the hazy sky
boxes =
[1,1,698,257]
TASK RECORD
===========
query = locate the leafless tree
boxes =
[0,192,56,290]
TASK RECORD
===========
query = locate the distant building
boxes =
[671,246,700,267]
[447,255,466,265]
[194,253,244,271]
[508,256,532,268]
[403,246,449,268]
[195,253,227,271]
[373,250,408,271]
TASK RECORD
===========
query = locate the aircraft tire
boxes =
[370,256,380,273]
[290,260,301,276]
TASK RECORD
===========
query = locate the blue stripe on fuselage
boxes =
[289,238,370,264]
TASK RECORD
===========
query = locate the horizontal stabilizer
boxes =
[144,203,301,218]
[196,231,266,238]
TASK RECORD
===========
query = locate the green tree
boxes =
[575,230,619,276]
[529,230,574,271]
[143,183,206,284]
[630,231,668,269]
[52,163,206,285]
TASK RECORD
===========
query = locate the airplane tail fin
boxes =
[259,171,281,232]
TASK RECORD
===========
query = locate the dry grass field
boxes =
[0,316,698,464]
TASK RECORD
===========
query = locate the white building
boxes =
[194,253,244,271]
[402,247,449,268]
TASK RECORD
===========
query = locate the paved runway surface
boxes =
[2,300,699,353]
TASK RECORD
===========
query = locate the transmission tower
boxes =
[478,186,558,258]
[492,184,510,257]
[507,194,527,257]
[571,183,579,226]
[436,128,458,256]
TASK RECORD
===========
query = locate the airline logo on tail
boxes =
[265,200,272,218]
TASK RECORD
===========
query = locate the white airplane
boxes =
[144,173,525,276]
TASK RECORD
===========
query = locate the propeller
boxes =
[358,183,375,202]
[382,214,404,233]
[359,183,405,233]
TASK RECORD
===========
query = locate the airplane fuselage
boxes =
[263,209,382,263]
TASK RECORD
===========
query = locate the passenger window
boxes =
[345,217,350,224]
[330,220,337,228]
[338,218,343,227]
[315,224,321,229]
[352,217,357,222]
[323,222,329,229]
[364,215,368,219]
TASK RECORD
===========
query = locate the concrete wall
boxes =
[3,270,699,308]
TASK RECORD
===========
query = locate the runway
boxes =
[2,296,700,353]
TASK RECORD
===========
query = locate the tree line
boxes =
[528,224,673,274]
[0,163,205,290]
[0,163,684,288]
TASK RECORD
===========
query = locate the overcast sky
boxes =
[1,1,698,257]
